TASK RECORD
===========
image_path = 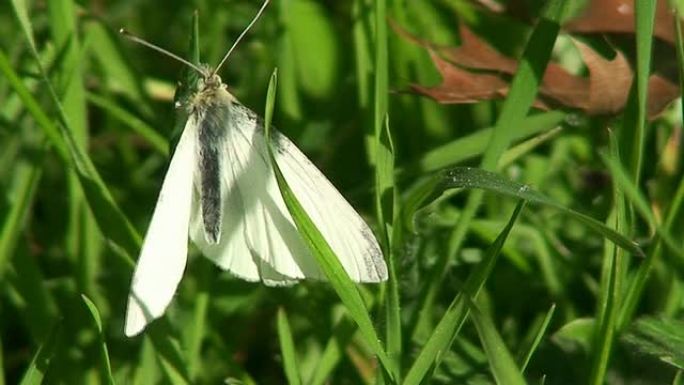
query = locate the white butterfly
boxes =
[122,2,387,337]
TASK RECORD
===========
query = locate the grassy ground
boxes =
[2,0,684,384]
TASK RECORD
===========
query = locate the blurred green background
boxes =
[2,0,684,384]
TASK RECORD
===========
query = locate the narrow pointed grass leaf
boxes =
[0,152,42,277]
[467,297,528,385]
[18,321,61,385]
[87,92,168,155]
[415,0,567,341]
[618,157,684,328]
[307,295,378,385]
[12,4,191,380]
[8,3,141,262]
[518,304,556,371]
[415,111,567,173]
[275,0,303,122]
[589,133,627,385]
[403,201,525,385]
[307,318,357,385]
[277,308,303,385]
[371,0,401,372]
[676,9,684,126]
[81,295,115,385]
[146,320,192,385]
[377,116,402,381]
[10,0,38,55]
[6,246,59,341]
[437,167,643,257]
[263,69,394,381]
[84,20,154,118]
[0,335,4,385]
[185,264,211,380]
[628,0,656,183]
[0,51,68,161]
[497,126,563,170]
[622,317,684,370]
[57,121,140,263]
[599,153,682,259]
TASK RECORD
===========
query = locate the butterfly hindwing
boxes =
[225,99,387,283]
[273,129,387,282]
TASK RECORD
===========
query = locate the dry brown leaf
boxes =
[575,41,633,114]
[565,0,676,44]
[648,74,681,117]
[394,11,680,117]
[441,24,517,73]
[539,64,591,109]
[411,50,508,103]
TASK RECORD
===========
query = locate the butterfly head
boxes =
[175,65,232,113]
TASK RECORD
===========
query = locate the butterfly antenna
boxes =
[212,0,270,76]
[120,28,208,77]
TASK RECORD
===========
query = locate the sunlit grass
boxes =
[2,0,683,384]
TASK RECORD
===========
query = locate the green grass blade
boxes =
[371,0,400,375]
[276,0,303,121]
[9,5,194,381]
[629,0,656,183]
[277,308,303,385]
[47,0,96,300]
[622,317,684,370]
[619,178,684,328]
[0,51,68,161]
[599,153,682,258]
[18,321,61,385]
[467,297,528,385]
[87,92,168,156]
[414,0,567,341]
[403,202,525,385]
[184,264,210,380]
[497,126,563,170]
[285,0,339,99]
[0,334,4,385]
[377,117,402,380]
[10,0,38,56]
[146,321,192,385]
[7,4,141,262]
[518,304,556,371]
[263,69,394,381]
[414,111,566,173]
[47,0,87,140]
[588,147,623,385]
[373,1,402,376]
[307,318,358,385]
[353,0,374,160]
[84,20,154,118]
[676,8,684,126]
[0,150,42,277]
[438,167,643,256]
[81,294,115,385]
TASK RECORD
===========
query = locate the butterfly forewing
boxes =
[125,119,197,336]
[194,91,387,283]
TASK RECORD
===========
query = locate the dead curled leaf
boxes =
[410,50,508,103]
[565,0,676,44]
[397,1,681,119]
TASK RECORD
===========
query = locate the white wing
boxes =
[274,132,387,282]
[188,132,263,282]
[125,120,197,337]
[215,101,387,283]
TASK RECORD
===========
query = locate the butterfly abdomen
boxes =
[196,105,229,244]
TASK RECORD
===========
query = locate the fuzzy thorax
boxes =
[184,67,235,114]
